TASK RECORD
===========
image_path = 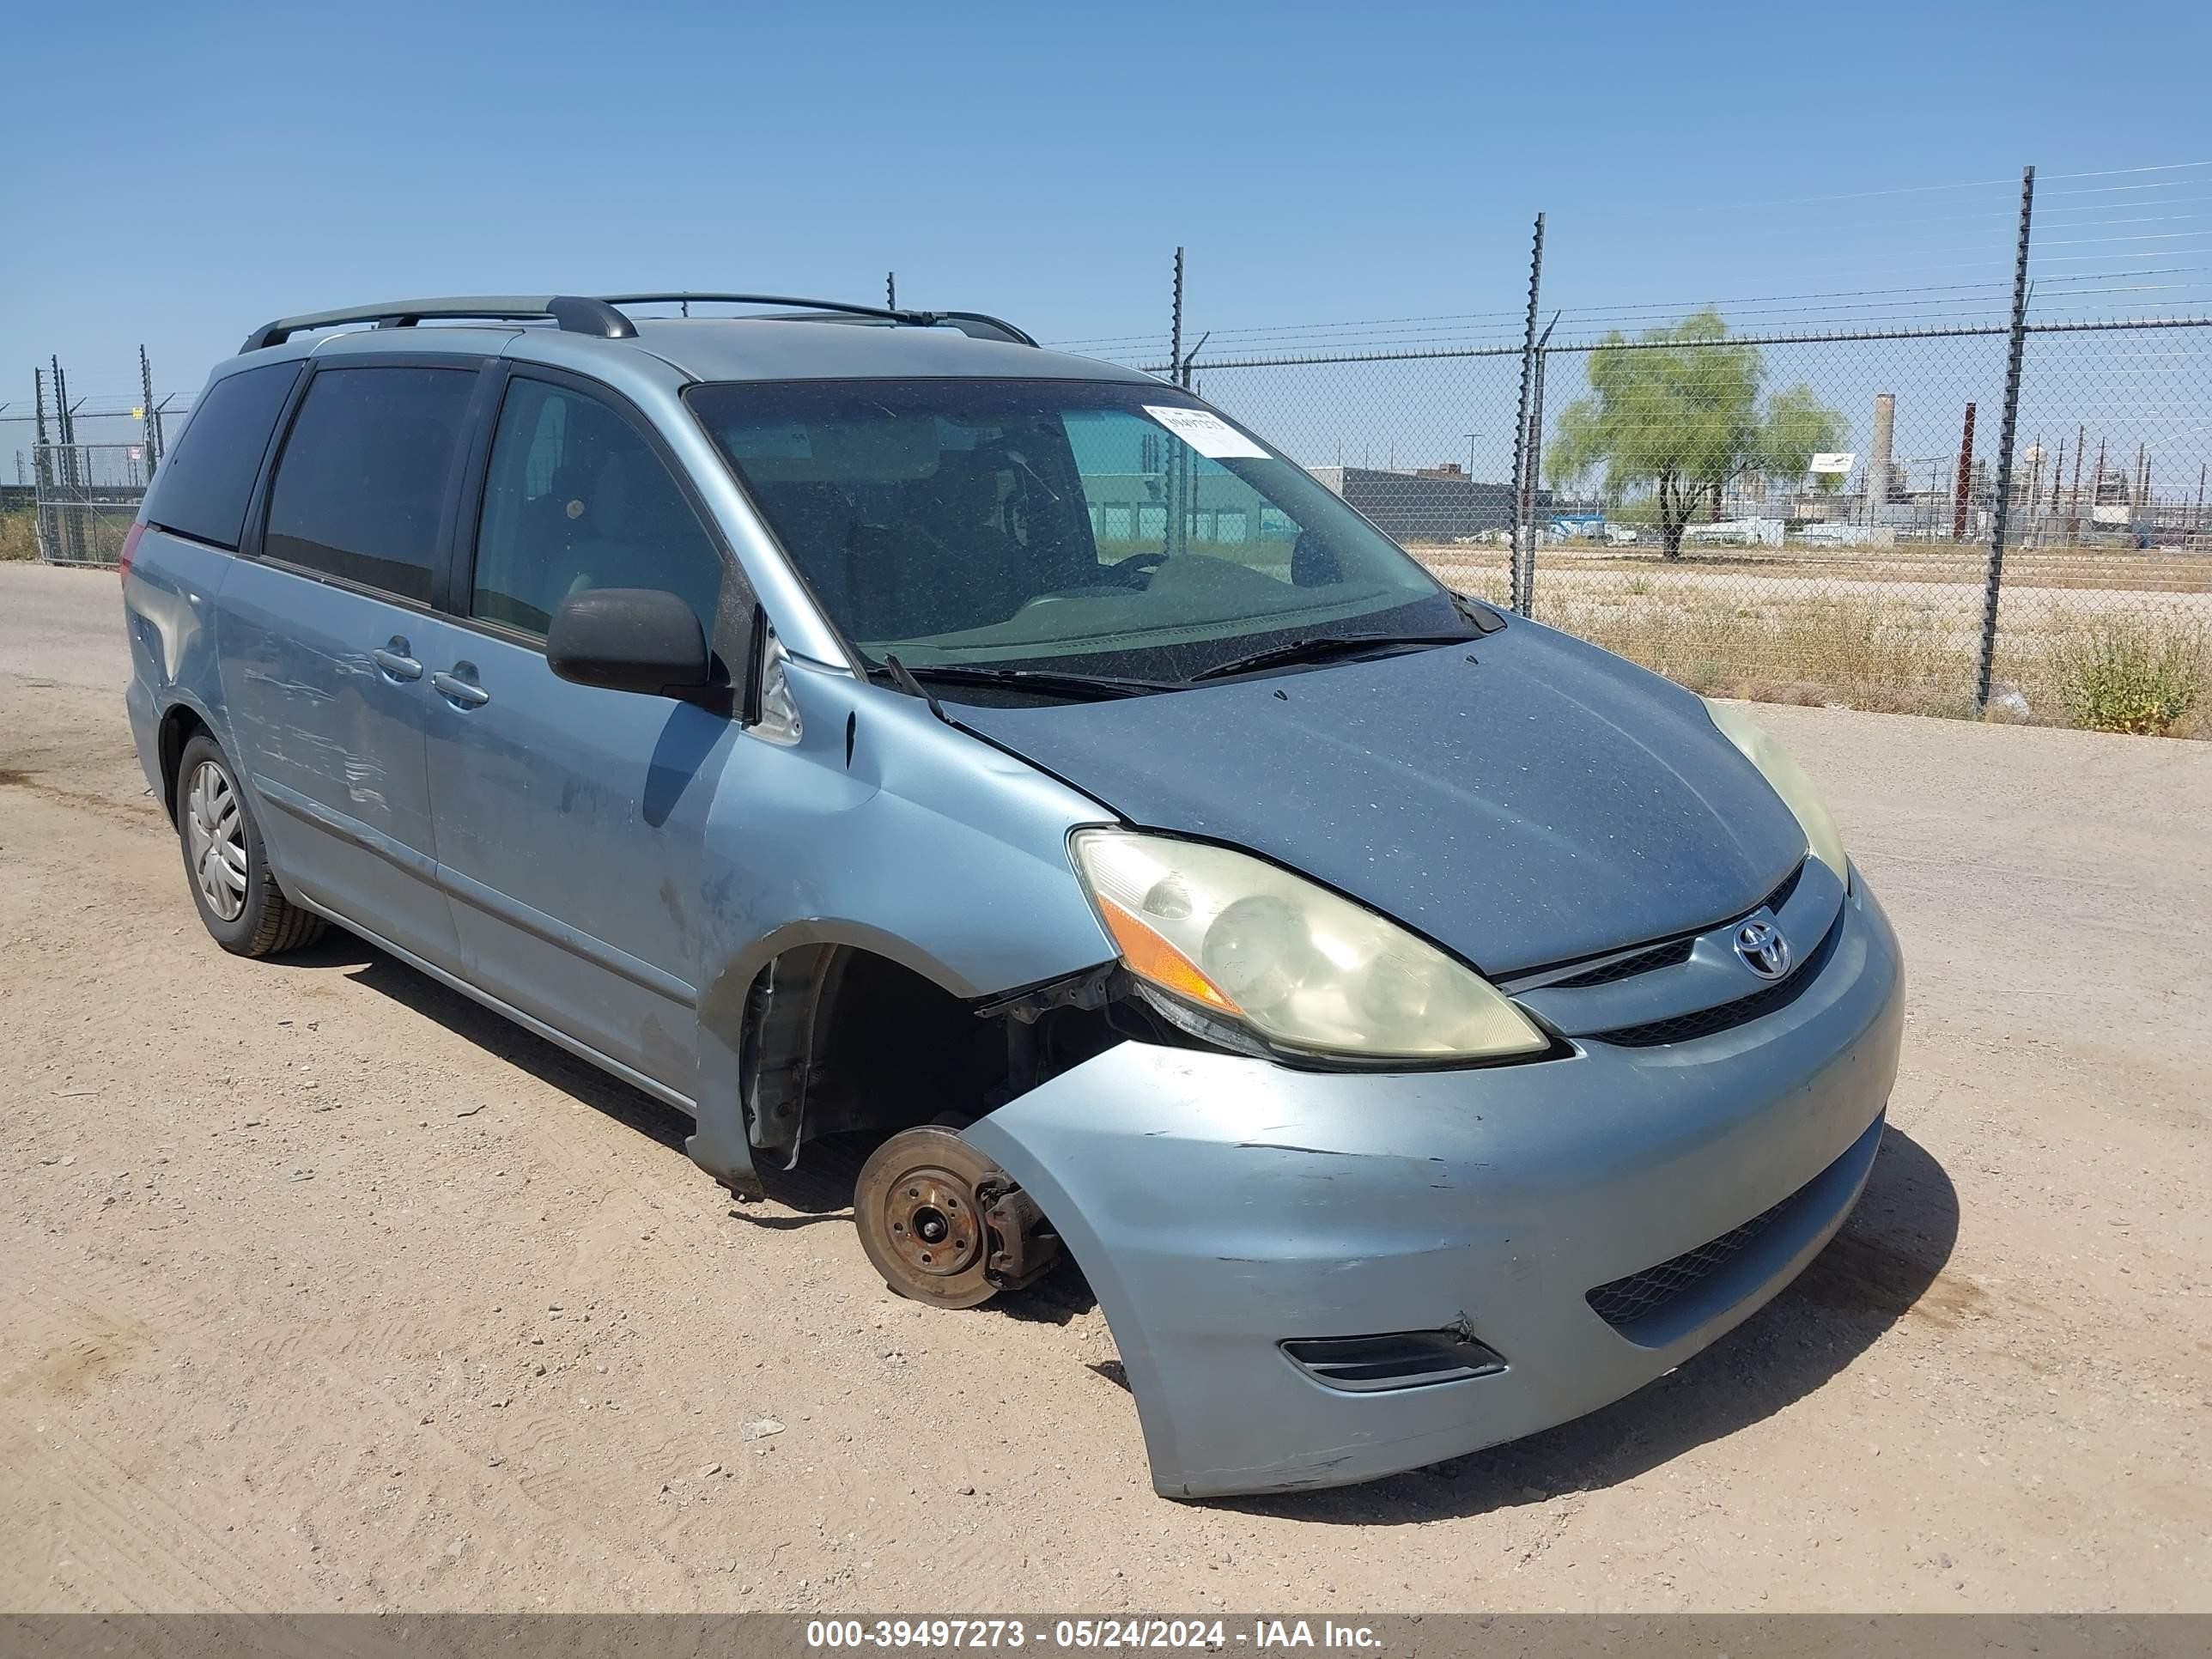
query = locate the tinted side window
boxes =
[143,362,303,550]
[264,366,477,604]
[471,378,722,638]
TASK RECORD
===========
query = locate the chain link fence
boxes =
[16,179,2210,736]
[1138,171,2212,738]
[3,347,185,568]
[1179,317,2209,734]
[27,442,149,567]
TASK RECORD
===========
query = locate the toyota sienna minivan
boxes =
[121,290,1904,1498]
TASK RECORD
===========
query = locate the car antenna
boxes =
[879,653,948,725]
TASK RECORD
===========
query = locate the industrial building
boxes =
[1309,464,1534,544]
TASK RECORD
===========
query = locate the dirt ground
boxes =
[2,560,2207,1614]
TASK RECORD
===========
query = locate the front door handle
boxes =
[372,639,422,681]
[432,668,490,708]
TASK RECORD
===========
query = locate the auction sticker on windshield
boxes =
[1142,405,1268,459]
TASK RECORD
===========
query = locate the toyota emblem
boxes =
[1735,918,1792,980]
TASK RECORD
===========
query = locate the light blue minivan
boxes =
[122,292,1903,1498]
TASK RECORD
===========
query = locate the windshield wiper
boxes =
[1186,632,1474,684]
[871,660,1182,702]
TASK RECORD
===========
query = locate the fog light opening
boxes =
[1280,1328,1507,1394]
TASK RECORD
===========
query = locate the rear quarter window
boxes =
[142,362,304,550]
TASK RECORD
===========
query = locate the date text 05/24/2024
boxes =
[804,1619,1386,1650]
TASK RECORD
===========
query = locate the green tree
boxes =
[1546,310,1845,559]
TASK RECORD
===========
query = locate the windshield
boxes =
[685,378,1470,680]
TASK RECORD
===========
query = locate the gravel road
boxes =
[2,560,2206,1613]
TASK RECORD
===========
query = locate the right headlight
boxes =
[1703,699,1848,880]
[1070,830,1547,1062]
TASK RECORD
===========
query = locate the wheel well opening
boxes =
[740,945,1166,1170]
[157,706,212,820]
[741,944,1176,1316]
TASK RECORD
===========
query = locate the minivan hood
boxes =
[953,623,1808,976]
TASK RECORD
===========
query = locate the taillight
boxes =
[118,521,146,584]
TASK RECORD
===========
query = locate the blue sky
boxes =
[4,0,2208,415]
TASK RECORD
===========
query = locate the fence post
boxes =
[1975,165,2035,710]
[1507,213,1545,614]
[139,344,160,479]
[1169,246,1184,385]
[52,356,81,565]
[32,368,53,562]
[1522,314,1560,615]
[1167,247,1187,559]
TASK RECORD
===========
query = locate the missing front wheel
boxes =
[853,1126,1060,1309]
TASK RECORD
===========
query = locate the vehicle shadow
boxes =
[1217,1121,1960,1524]
[294,933,695,1156]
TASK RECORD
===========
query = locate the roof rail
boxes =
[240,295,635,353]
[596,292,1038,347]
[238,291,1039,355]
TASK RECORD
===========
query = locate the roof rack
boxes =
[240,292,1037,355]
[596,293,1038,347]
[240,295,635,353]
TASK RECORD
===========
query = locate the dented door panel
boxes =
[216,556,462,971]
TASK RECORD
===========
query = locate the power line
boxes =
[2033,229,2212,248]
[2044,160,2212,180]
[2044,178,2212,197]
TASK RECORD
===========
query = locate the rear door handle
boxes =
[372,640,422,681]
[432,668,490,708]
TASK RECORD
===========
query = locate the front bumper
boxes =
[963,871,1904,1498]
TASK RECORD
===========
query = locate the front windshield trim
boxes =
[683,375,1468,688]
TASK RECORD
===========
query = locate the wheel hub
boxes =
[881,1169,984,1281]
[853,1127,1055,1309]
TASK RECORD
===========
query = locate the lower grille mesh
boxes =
[1585,1191,1793,1328]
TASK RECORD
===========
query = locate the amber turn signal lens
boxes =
[1096,894,1243,1016]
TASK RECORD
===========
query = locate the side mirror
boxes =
[547,588,715,701]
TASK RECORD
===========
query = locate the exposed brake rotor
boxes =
[853,1126,1057,1310]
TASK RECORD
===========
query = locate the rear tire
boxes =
[174,733,325,957]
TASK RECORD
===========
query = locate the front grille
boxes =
[1585,1190,1794,1329]
[1548,937,1694,988]
[1760,858,1805,917]
[1590,902,1839,1048]
[1522,859,1807,995]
